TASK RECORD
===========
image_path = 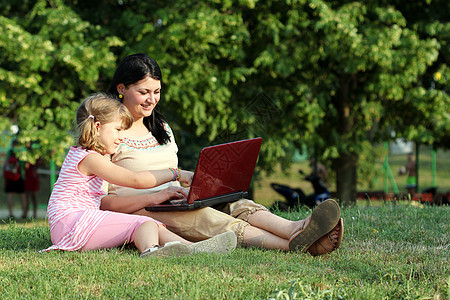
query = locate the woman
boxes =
[101,53,343,255]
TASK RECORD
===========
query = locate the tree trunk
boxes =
[335,152,358,205]
[334,75,358,205]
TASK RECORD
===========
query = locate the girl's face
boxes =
[118,76,161,121]
[96,119,125,155]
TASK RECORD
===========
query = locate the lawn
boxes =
[0,203,448,299]
[0,146,448,298]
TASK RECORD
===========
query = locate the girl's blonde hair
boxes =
[76,93,133,154]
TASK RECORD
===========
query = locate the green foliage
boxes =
[1,0,448,196]
[0,0,122,165]
[138,2,254,140]
[247,0,446,150]
[238,0,448,199]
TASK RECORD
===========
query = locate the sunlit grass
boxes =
[0,146,448,298]
[0,204,448,299]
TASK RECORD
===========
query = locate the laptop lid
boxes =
[145,137,262,211]
[187,137,262,204]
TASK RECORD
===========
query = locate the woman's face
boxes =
[118,76,161,121]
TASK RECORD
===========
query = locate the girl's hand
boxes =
[179,170,194,187]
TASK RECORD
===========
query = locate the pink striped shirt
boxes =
[44,146,109,251]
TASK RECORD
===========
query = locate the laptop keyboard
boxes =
[169,199,188,205]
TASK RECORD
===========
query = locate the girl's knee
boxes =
[138,220,158,232]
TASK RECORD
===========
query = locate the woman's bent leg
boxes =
[221,199,308,240]
[137,200,290,250]
[247,210,309,240]
[242,225,290,250]
[133,207,247,244]
[134,201,298,250]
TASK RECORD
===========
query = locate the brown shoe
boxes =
[307,218,344,256]
[289,199,341,254]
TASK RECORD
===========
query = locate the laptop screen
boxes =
[187,138,262,203]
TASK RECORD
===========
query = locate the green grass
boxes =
[0,204,448,299]
[0,147,448,298]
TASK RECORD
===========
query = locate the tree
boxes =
[2,0,447,206]
[66,0,450,203]
[239,0,448,204]
[382,0,450,149]
[70,0,259,169]
[0,0,122,164]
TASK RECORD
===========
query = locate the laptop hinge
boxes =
[193,191,248,208]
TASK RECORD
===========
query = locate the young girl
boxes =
[42,93,237,257]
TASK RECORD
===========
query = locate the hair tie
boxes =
[88,115,95,120]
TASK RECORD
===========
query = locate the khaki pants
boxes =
[134,199,268,245]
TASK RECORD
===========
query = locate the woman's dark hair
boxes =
[108,53,170,145]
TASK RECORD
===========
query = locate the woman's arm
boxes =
[100,186,189,213]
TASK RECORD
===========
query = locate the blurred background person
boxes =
[3,147,26,219]
[309,157,330,188]
[404,153,417,195]
[24,157,40,219]
[399,152,417,195]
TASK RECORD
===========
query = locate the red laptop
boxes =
[145,137,262,211]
